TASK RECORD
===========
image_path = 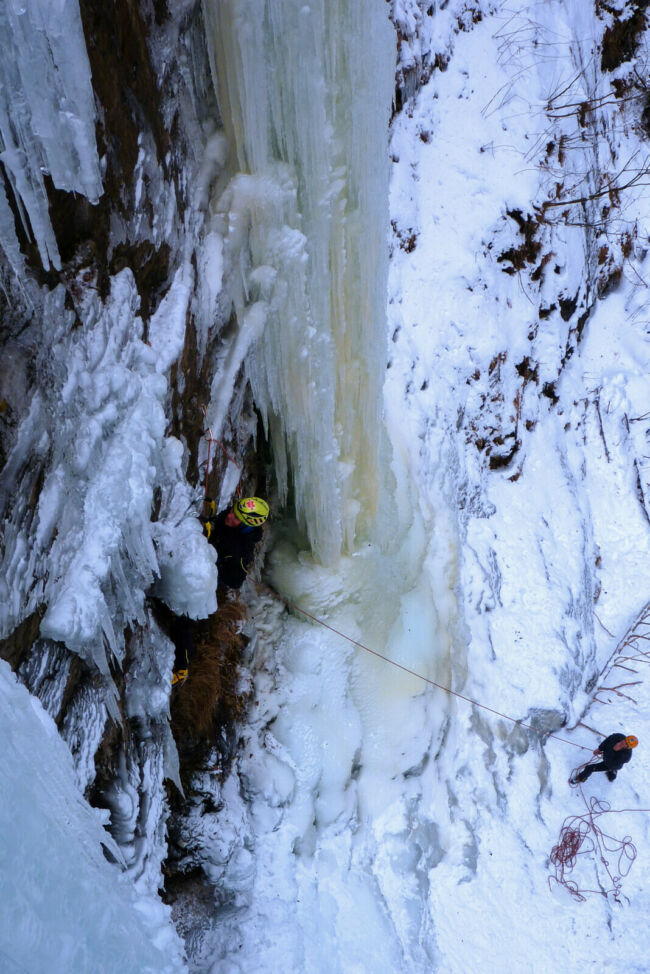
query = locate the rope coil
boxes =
[549,788,641,901]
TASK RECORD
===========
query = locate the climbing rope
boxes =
[254,580,647,900]
[549,786,644,901]
[253,580,591,752]
[199,405,243,515]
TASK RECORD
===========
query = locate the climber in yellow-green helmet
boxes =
[203,496,269,589]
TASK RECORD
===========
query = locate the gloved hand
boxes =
[606,770,617,782]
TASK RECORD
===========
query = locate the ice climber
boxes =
[203,496,269,590]
[572,733,638,784]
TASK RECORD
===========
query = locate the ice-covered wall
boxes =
[0,0,102,274]
[0,270,218,682]
[0,659,185,974]
[201,0,395,563]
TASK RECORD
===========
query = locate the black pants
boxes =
[577,762,609,782]
[171,617,196,671]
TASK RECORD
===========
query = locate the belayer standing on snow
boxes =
[572,733,638,784]
[203,496,269,590]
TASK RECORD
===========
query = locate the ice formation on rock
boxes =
[0,0,102,273]
[202,0,395,562]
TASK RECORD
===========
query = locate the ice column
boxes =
[0,0,102,273]
[202,0,395,564]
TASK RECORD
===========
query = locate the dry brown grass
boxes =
[170,598,249,780]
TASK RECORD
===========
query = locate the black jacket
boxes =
[599,733,632,772]
[208,511,263,589]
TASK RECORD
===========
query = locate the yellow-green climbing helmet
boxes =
[234,496,269,526]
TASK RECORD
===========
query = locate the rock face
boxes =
[0,0,256,920]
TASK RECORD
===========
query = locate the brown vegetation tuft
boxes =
[170,599,250,780]
[497,209,542,274]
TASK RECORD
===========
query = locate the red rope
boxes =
[549,787,644,901]
[254,580,591,752]
[213,438,243,488]
[200,405,243,514]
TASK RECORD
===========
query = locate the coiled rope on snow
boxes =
[549,785,646,901]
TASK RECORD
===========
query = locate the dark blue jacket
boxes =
[599,734,632,772]
[208,511,263,589]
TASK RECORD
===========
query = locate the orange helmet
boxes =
[625,735,638,749]
[234,496,269,527]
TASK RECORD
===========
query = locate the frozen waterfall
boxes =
[202,0,395,563]
[185,4,465,970]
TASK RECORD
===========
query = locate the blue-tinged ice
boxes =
[0,659,185,973]
[202,0,395,563]
[0,0,102,273]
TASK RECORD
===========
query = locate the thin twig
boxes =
[594,396,611,463]
[598,681,642,692]
[576,721,603,737]
[611,662,638,674]
[594,612,615,638]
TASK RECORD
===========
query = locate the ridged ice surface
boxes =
[202,0,395,563]
[0,269,218,679]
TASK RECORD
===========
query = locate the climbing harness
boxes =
[253,580,590,753]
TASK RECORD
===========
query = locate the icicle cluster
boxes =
[0,0,102,274]
[202,0,395,563]
[0,269,218,679]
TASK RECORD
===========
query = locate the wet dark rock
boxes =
[110,240,171,321]
[601,3,649,72]
[559,291,579,321]
[0,608,46,671]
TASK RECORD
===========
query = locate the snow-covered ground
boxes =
[2,1,650,972]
